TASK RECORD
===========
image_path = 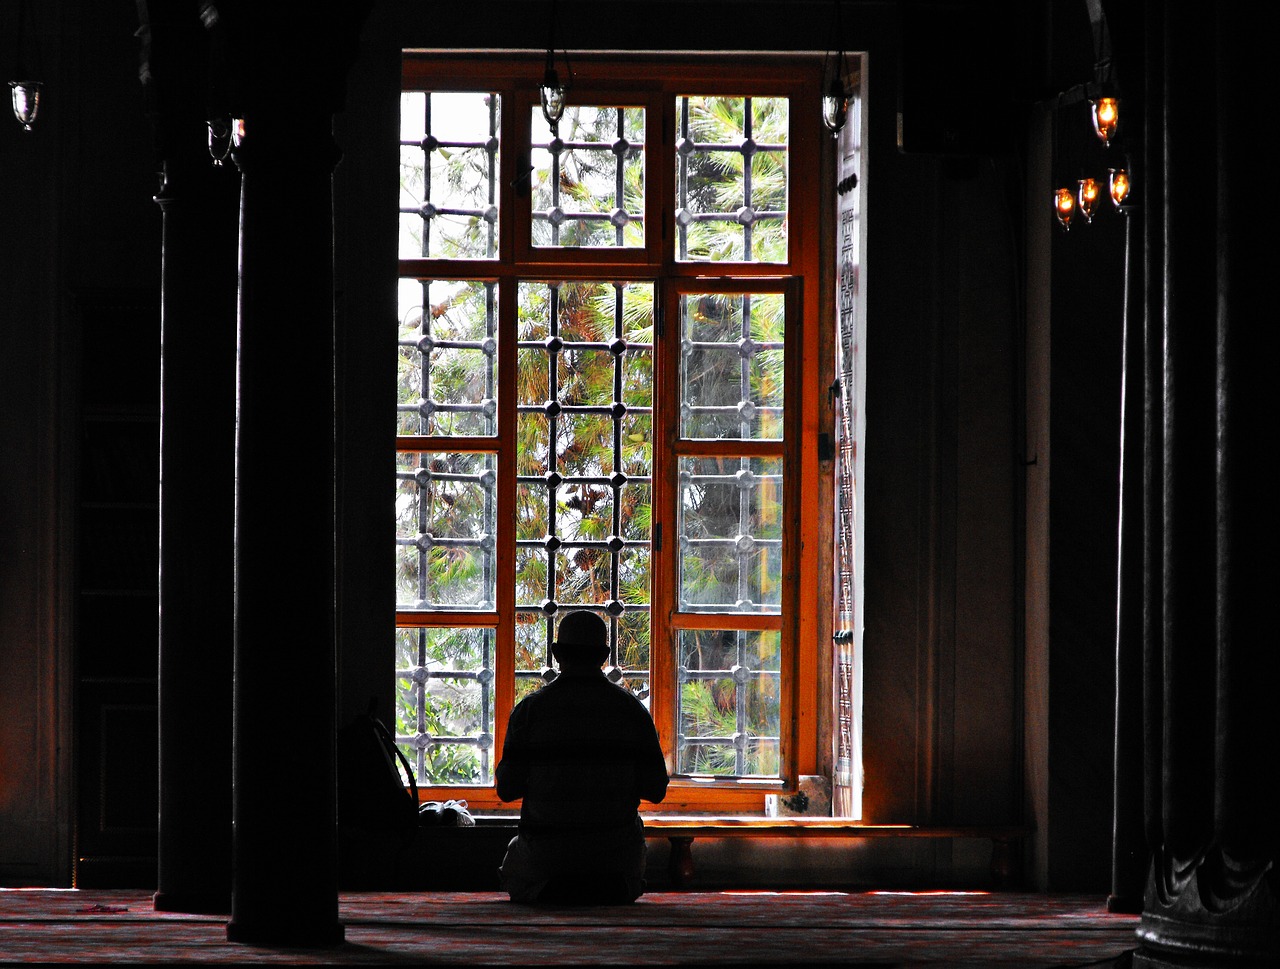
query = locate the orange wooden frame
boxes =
[396,53,824,814]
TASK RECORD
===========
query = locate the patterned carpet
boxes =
[0,888,1138,966]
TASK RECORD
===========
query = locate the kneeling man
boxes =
[496,610,669,904]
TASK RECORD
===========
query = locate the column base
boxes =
[152,891,231,915]
[226,919,345,948]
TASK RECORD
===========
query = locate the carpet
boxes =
[0,888,1139,966]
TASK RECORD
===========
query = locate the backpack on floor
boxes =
[337,699,419,841]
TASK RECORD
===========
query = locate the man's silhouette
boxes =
[495,610,669,903]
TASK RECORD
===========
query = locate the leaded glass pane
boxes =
[515,613,549,704]
[531,106,645,248]
[677,628,781,777]
[395,451,497,610]
[675,96,788,263]
[394,626,495,785]
[678,456,783,612]
[400,91,500,260]
[398,279,498,437]
[680,292,785,440]
[514,280,654,700]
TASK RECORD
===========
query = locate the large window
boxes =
[395,56,823,812]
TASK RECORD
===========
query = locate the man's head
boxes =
[551,611,609,671]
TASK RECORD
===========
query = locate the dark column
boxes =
[220,3,370,946]
[224,108,345,947]
[138,2,238,916]
[152,152,239,916]
[1130,3,1277,965]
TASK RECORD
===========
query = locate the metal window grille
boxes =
[677,628,781,778]
[532,106,645,248]
[675,96,788,263]
[396,279,499,439]
[516,282,653,700]
[397,627,496,785]
[400,92,500,260]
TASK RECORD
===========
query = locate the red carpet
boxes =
[0,888,1138,966]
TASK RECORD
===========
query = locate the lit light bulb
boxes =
[1091,97,1119,146]
[1055,187,1076,231]
[1109,168,1131,209]
[1078,177,1101,223]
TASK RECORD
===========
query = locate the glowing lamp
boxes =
[1109,168,1131,209]
[1055,187,1076,231]
[1091,97,1119,146]
[1077,177,1101,223]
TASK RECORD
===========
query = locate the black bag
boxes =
[337,700,419,839]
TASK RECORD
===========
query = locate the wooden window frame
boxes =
[397,53,824,814]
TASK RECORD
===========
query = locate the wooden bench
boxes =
[640,817,1027,890]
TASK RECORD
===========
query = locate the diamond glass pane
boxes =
[394,626,495,785]
[680,292,785,440]
[675,96,788,263]
[676,628,781,777]
[398,279,498,437]
[532,105,645,248]
[514,280,654,699]
[395,451,497,610]
[400,91,500,260]
[678,455,783,613]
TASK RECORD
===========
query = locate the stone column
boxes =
[223,107,346,946]
[220,3,370,945]
[1129,2,1277,964]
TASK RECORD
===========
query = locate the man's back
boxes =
[496,670,668,837]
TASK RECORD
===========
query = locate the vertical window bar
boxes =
[550,134,563,247]
[741,98,754,262]
[418,281,430,436]
[544,284,562,667]
[486,94,499,259]
[735,629,748,775]
[614,110,626,248]
[677,97,689,261]
[609,283,625,666]
[422,96,433,257]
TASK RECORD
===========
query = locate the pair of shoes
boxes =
[419,798,475,827]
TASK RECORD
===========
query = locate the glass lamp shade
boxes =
[1077,177,1101,223]
[208,118,232,164]
[10,80,42,130]
[1109,168,1131,209]
[1091,97,1119,146]
[540,65,566,131]
[1054,187,1076,231]
[823,86,850,133]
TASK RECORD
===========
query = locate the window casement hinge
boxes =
[654,522,662,551]
[655,302,665,339]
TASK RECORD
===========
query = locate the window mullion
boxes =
[493,274,519,762]
[648,278,678,766]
